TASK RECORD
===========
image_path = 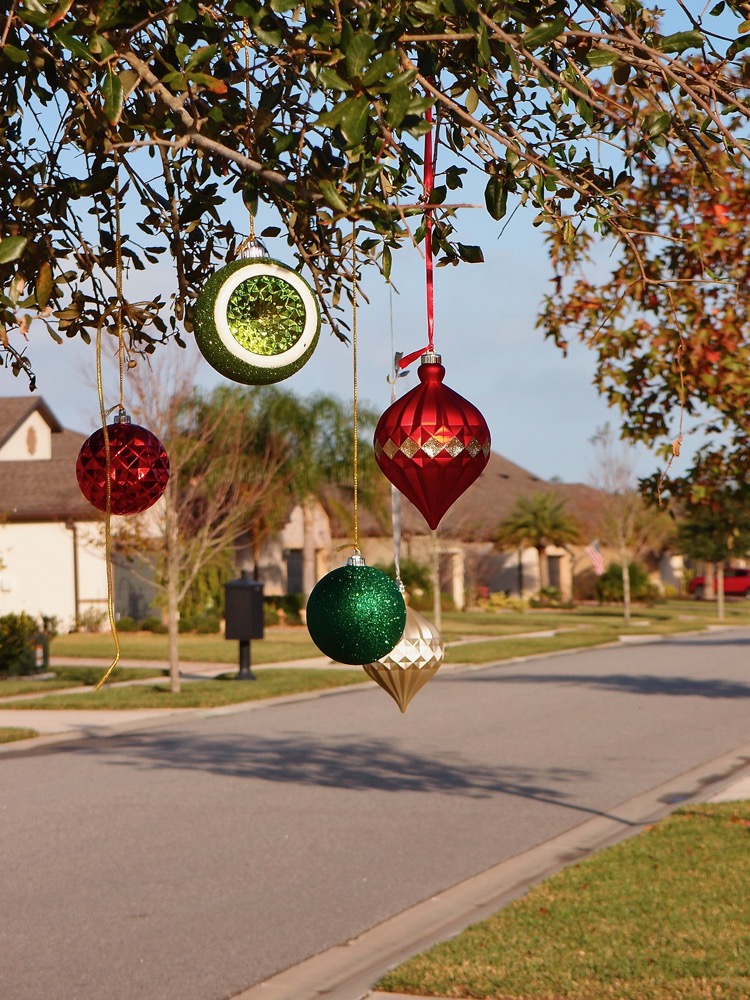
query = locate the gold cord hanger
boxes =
[94,163,126,691]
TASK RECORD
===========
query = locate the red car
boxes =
[688,567,750,599]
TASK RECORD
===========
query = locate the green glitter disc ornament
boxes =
[306,555,406,665]
[194,241,320,385]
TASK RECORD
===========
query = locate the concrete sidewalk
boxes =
[0,653,344,742]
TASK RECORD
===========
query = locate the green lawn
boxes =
[0,727,39,743]
[10,602,747,710]
[0,665,166,698]
[378,802,750,1000]
[51,628,321,663]
[49,602,750,670]
[0,668,368,710]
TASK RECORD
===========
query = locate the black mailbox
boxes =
[225,571,264,640]
[224,571,264,680]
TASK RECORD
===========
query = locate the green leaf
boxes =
[62,165,117,197]
[18,0,52,28]
[318,65,353,92]
[386,85,411,128]
[1,44,28,63]
[315,102,346,129]
[523,17,566,50]
[318,180,348,212]
[577,97,594,126]
[101,70,124,125]
[254,23,282,46]
[457,244,484,264]
[484,175,507,220]
[587,47,620,67]
[345,32,375,79]
[0,236,28,265]
[339,95,370,145]
[360,51,400,87]
[89,34,113,59]
[270,0,298,11]
[643,110,671,139]
[382,244,392,281]
[657,30,704,53]
[177,2,197,23]
[185,44,218,71]
[53,24,94,62]
[378,68,417,94]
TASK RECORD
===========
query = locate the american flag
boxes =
[584,539,605,576]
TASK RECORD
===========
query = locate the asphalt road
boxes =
[2,628,750,1000]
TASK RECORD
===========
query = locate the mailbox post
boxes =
[224,571,264,680]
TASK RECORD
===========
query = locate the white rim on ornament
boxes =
[212,260,319,370]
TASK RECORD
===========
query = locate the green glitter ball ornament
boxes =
[194,241,320,385]
[306,556,406,665]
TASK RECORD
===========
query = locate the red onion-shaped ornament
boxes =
[76,411,170,515]
[373,353,490,530]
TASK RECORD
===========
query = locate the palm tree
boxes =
[256,391,387,596]
[493,492,581,592]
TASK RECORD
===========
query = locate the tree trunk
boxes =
[716,561,725,621]
[705,562,716,601]
[621,553,631,628]
[517,547,524,597]
[537,547,549,590]
[431,529,442,631]
[164,485,181,694]
[302,498,317,599]
[166,545,181,694]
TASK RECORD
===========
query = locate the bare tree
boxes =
[589,426,672,626]
[117,354,293,692]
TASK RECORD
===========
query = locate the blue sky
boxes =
[1,202,690,487]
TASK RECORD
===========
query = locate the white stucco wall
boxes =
[0,521,108,630]
[0,412,53,461]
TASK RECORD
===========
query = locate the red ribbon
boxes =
[398,100,435,370]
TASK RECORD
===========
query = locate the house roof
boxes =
[0,398,97,522]
[323,451,604,543]
[0,396,62,449]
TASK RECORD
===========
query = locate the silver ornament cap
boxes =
[238,236,269,259]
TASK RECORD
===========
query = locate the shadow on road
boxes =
[48,731,642,827]
[446,672,750,699]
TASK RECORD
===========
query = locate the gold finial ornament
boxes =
[363,601,444,712]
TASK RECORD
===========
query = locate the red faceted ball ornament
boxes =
[76,412,170,515]
[374,353,490,530]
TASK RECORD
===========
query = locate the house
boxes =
[0,397,109,630]
[317,452,607,605]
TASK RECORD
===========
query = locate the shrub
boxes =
[116,616,138,632]
[141,616,167,633]
[77,606,106,633]
[488,591,529,613]
[264,594,304,626]
[39,614,60,637]
[530,586,572,609]
[0,612,39,675]
[374,559,433,601]
[192,612,221,634]
[596,562,661,604]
